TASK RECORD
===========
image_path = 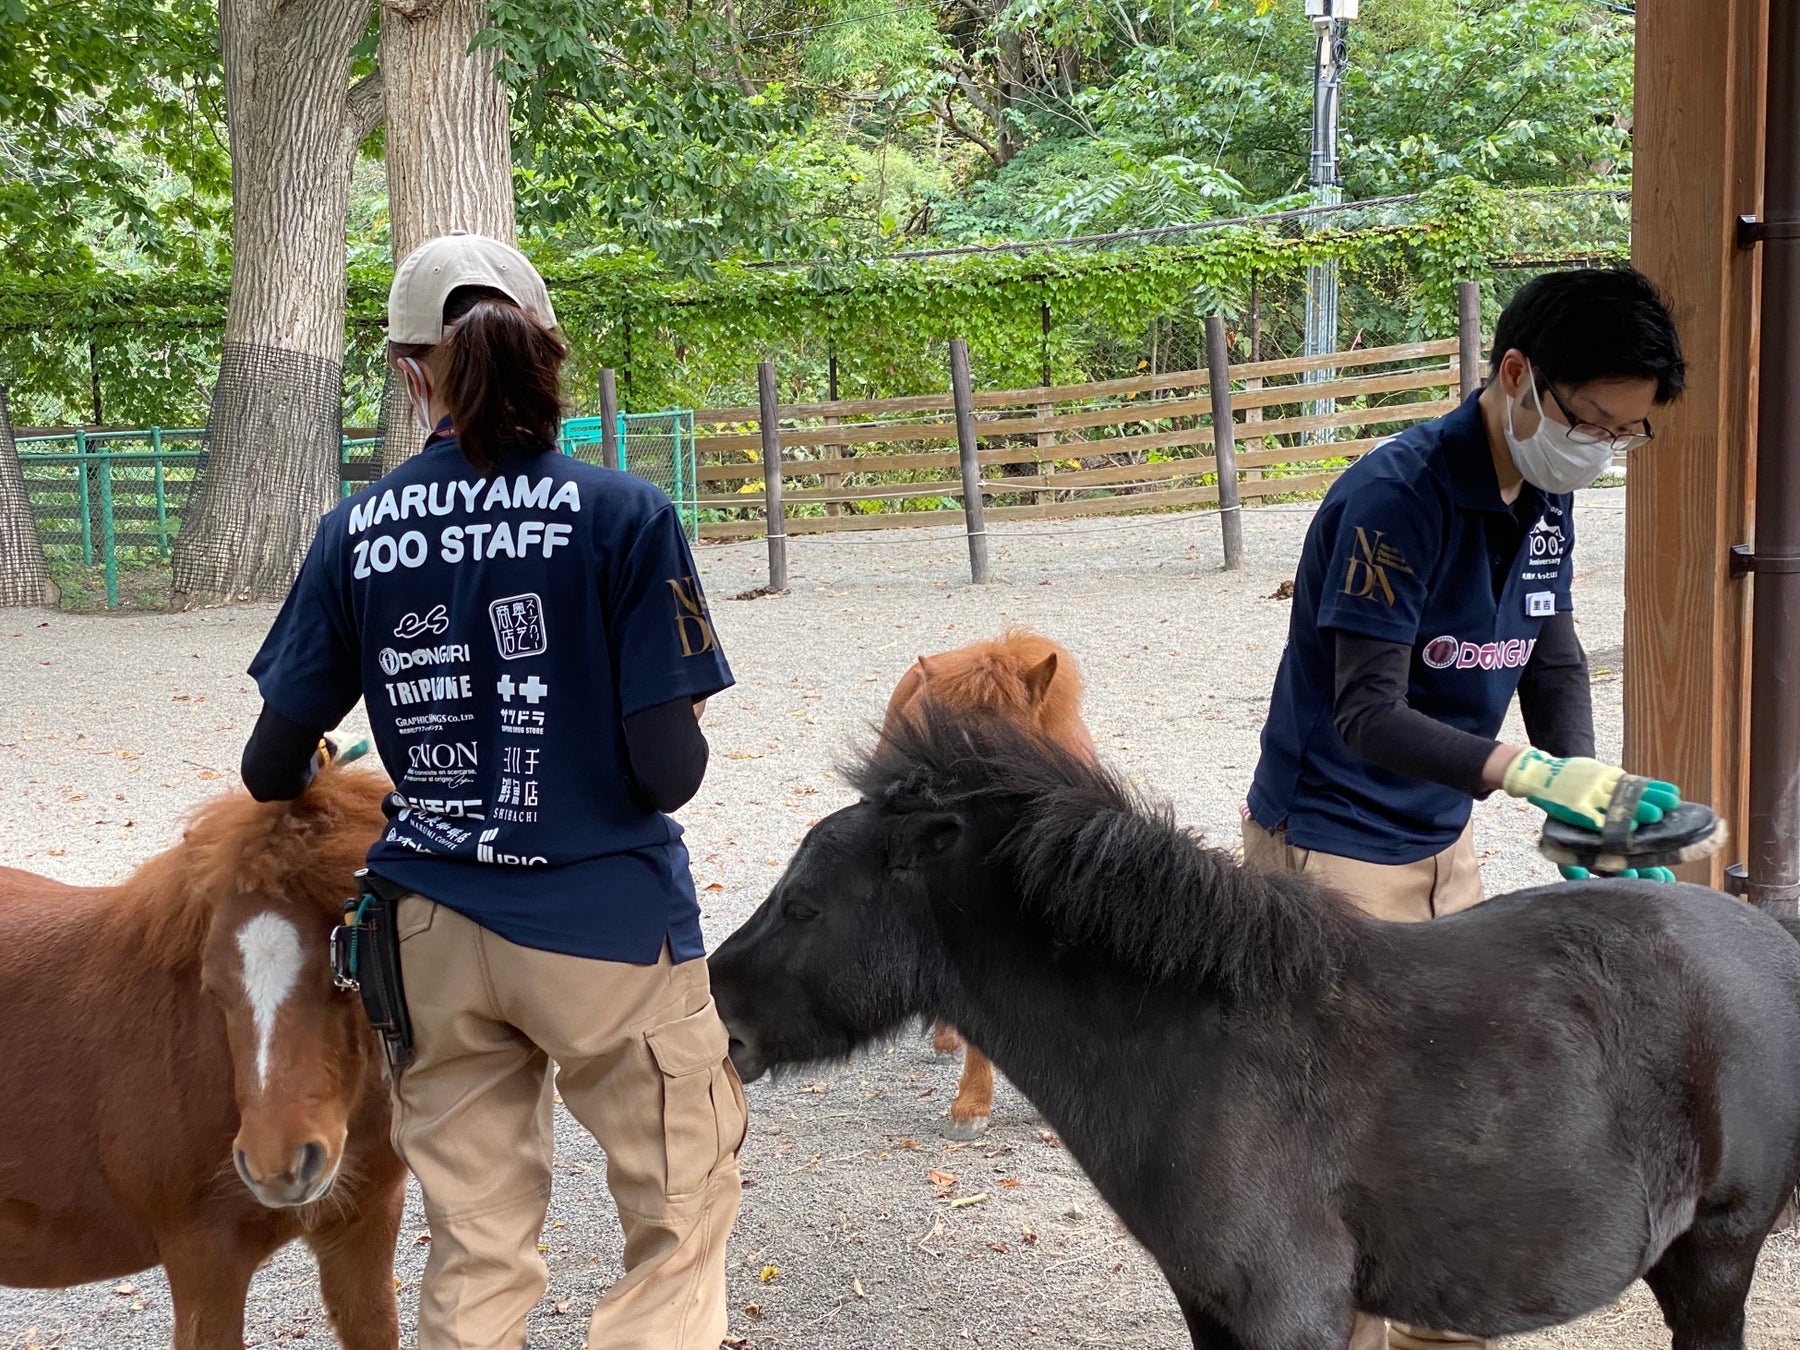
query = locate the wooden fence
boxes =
[679,313,1476,585]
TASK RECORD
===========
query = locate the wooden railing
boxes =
[691,337,1463,542]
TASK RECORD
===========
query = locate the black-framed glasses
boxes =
[1542,383,1655,454]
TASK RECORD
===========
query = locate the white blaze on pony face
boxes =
[235,913,304,1090]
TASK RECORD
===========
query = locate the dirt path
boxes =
[4,491,1794,1348]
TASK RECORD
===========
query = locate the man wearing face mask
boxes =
[1240,268,1687,1350]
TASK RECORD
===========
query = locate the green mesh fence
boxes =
[19,414,695,606]
[561,410,698,542]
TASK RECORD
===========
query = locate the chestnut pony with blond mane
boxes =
[883,628,1098,1137]
[0,766,405,1350]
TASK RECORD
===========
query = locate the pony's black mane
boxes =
[851,706,1362,1002]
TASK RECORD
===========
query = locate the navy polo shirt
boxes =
[249,427,733,963]
[1246,394,1574,865]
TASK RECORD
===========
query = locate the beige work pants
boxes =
[391,896,746,1350]
[1241,818,1495,1350]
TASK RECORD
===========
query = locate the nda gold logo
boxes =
[668,577,717,656]
[1342,526,1406,606]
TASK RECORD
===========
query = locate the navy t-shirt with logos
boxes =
[249,427,733,963]
[1246,394,1574,865]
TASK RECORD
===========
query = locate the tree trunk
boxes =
[378,0,515,472]
[172,0,378,607]
[0,386,56,608]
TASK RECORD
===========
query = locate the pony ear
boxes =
[890,811,963,867]
[915,655,935,682]
[1021,653,1058,705]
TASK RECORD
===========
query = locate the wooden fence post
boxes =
[599,368,622,471]
[1204,316,1244,570]
[1457,281,1482,399]
[949,339,991,584]
[822,354,842,517]
[757,360,788,592]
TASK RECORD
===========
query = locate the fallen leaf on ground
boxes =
[759,1264,780,1283]
[897,1138,920,1151]
[114,1282,137,1296]
[553,1301,572,1315]
[853,1278,866,1299]
[998,1178,1021,1187]
[987,1241,1010,1253]
[927,1168,957,1186]
[1038,1131,1062,1148]
[703,882,724,891]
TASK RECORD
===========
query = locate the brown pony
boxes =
[882,628,1099,1138]
[0,765,406,1350]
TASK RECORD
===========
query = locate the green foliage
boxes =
[485,0,820,273]
[0,0,228,275]
[1,181,1630,426]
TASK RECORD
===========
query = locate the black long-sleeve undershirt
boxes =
[241,695,710,813]
[1330,609,1593,797]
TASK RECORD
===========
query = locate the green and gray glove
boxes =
[1503,750,1682,883]
[1502,749,1680,831]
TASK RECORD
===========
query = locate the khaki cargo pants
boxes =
[1240,818,1495,1350]
[391,896,746,1350]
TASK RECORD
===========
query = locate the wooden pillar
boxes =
[598,369,621,472]
[1204,316,1243,570]
[1626,0,1767,886]
[949,339,991,585]
[1457,281,1482,398]
[757,361,788,593]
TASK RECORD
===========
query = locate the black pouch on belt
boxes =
[332,868,416,1073]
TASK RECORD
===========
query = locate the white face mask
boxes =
[1503,360,1616,493]
[399,358,436,436]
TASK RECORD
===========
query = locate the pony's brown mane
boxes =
[909,628,1086,740]
[126,767,392,953]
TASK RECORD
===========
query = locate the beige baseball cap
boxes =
[387,231,557,345]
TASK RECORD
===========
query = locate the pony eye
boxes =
[784,901,821,923]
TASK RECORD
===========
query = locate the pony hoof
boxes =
[943,1115,989,1141]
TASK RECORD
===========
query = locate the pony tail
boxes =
[437,297,568,477]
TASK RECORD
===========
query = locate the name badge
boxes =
[1526,591,1556,618]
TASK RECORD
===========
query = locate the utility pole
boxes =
[1304,0,1355,429]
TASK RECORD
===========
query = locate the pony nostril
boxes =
[293,1140,329,1188]
[233,1148,254,1188]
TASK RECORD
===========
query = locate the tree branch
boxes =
[937,96,1001,164]
[346,71,385,144]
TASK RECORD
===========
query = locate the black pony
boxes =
[710,708,1800,1350]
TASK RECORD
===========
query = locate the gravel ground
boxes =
[4,487,1796,1349]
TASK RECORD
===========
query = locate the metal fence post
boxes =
[599,369,622,471]
[757,361,788,592]
[949,339,991,584]
[97,438,117,607]
[75,428,92,565]
[1204,316,1244,570]
[1457,280,1482,398]
[151,427,170,558]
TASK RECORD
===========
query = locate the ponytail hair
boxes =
[393,285,568,477]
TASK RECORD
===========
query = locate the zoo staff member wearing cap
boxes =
[238,233,745,1350]
[1242,268,1687,1350]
